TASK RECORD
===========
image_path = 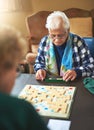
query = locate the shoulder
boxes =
[70,33,82,42]
[70,33,87,47]
[0,92,34,111]
[39,35,49,46]
[0,93,49,130]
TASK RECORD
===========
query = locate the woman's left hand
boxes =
[63,70,77,81]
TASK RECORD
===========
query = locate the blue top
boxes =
[54,43,66,74]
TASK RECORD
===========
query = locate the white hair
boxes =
[45,11,70,30]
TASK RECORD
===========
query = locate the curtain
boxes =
[0,0,31,12]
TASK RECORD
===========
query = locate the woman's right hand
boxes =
[35,69,46,81]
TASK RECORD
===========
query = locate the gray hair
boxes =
[45,11,70,30]
[0,25,27,70]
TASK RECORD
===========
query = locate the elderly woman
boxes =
[0,25,49,130]
[34,11,94,81]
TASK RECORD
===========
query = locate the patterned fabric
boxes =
[45,33,73,76]
[34,33,94,77]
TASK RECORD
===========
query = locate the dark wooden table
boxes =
[11,73,94,130]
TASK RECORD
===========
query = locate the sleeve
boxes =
[34,37,47,72]
[22,100,49,130]
[73,38,94,77]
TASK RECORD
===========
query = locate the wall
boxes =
[0,11,32,37]
[31,0,94,13]
[0,0,32,37]
[0,0,94,37]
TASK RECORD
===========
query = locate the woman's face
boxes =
[49,28,69,46]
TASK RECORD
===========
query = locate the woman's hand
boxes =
[63,70,77,81]
[35,69,46,81]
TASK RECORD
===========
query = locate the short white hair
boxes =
[45,11,70,30]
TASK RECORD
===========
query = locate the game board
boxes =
[19,85,76,119]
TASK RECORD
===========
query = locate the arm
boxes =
[34,36,47,72]
[61,37,94,82]
[73,37,94,77]
[34,36,48,80]
[22,100,49,130]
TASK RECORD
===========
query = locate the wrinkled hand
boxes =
[35,69,46,81]
[63,70,77,81]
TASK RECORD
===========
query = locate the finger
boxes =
[70,76,76,81]
[63,70,71,78]
[35,71,43,80]
[65,75,73,81]
[63,74,70,81]
[63,72,74,81]
[63,72,70,81]
[40,70,46,80]
[36,73,41,80]
[71,73,77,81]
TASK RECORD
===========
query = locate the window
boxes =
[0,0,31,12]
